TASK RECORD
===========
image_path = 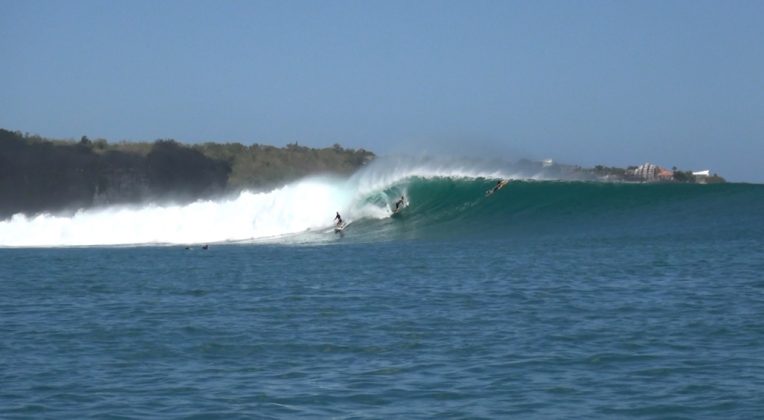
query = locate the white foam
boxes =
[0,176,357,247]
[0,156,527,247]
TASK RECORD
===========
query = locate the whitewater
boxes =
[0,157,515,247]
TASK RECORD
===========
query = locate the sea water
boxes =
[2,161,763,418]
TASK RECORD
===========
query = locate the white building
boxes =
[693,169,711,184]
[632,162,660,181]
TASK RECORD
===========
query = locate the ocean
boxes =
[2,159,763,418]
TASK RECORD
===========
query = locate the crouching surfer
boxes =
[394,196,405,212]
[334,211,346,233]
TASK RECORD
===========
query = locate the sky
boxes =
[1,0,763,182]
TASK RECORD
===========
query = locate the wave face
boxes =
[1,157,762,247]
[365,178,764,243]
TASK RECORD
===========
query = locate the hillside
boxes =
[0,129,374,217]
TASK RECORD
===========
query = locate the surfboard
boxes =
[334,223,346,233]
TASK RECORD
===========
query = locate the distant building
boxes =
[542,159,554,168]
[693,169,711,184]
[627,163,674,182]
[631,162,659,181]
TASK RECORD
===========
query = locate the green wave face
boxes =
[347,178,764,243]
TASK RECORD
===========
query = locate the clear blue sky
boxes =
[2,0,762,182]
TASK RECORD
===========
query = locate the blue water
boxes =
[2,180,764,418]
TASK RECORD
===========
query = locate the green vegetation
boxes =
[193,141,372,190]
[672,170,695,183]
[0,129,374,217]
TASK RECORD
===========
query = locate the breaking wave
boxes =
[1,157,761,247]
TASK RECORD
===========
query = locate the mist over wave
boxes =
[0,156,521,247]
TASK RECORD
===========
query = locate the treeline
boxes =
[0,129,374,217]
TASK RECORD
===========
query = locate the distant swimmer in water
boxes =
[394,196,405,212]
[334,211,343,226]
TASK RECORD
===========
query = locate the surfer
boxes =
[334,211,343,227]
[487,179,508,196]
[491,180,504,192]
[394,196,405,212]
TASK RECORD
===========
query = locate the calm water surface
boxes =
[2,232,763,419]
